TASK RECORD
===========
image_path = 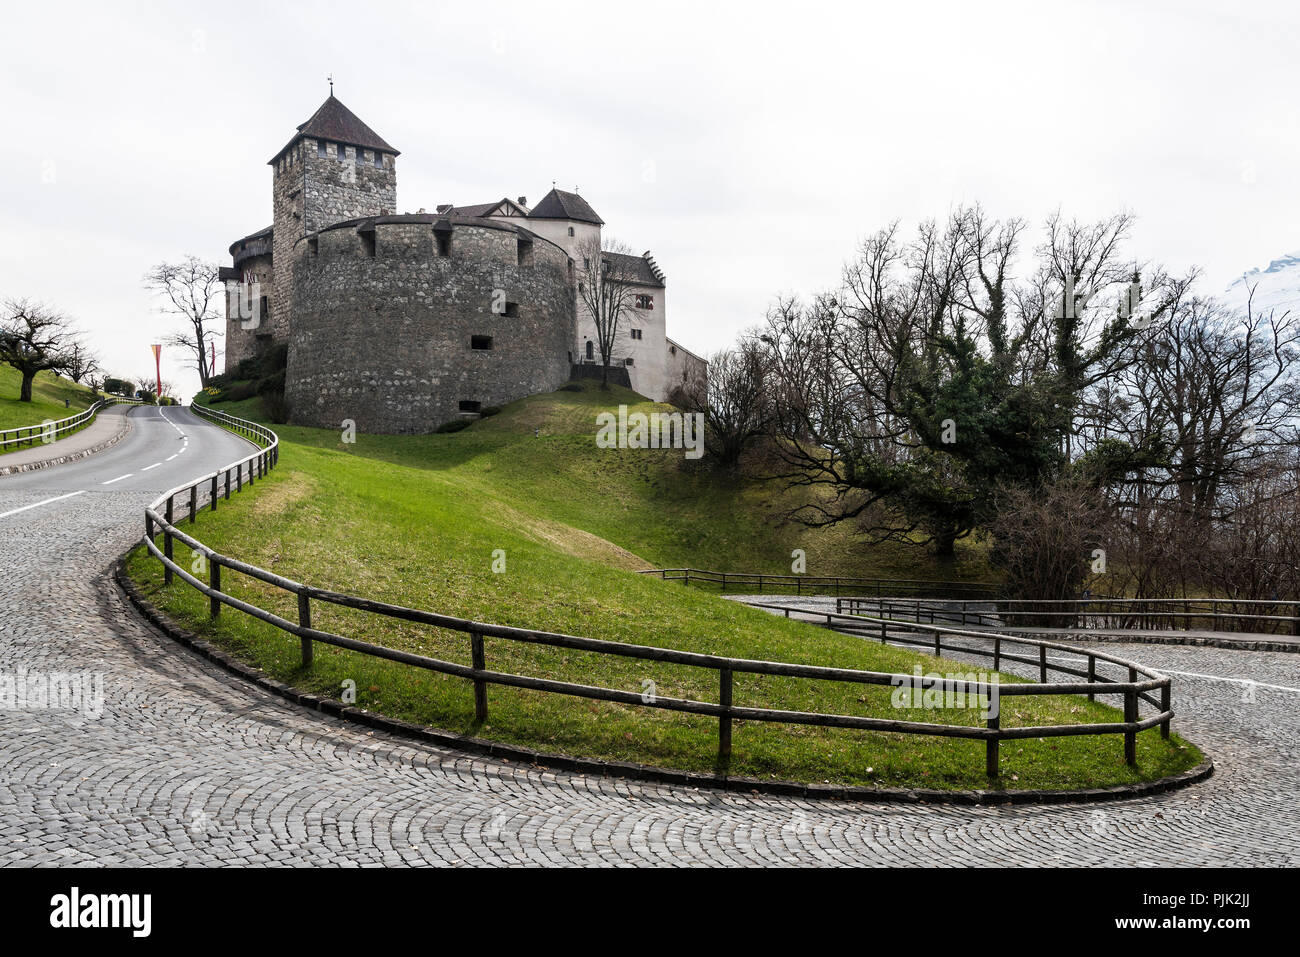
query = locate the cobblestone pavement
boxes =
[2,417,1298,866]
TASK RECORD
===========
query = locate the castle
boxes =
[221,94,707,433]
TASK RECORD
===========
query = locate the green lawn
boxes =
[0,366,102,452]
[125,383,1202,791]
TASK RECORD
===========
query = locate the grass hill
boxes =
[125,382,1200,790]
[0,366,101,448]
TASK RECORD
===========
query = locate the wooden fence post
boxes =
[210,474,218,511]
[1124,666,1138,766]
[1087,655,1096,702]
[226,467,233,497]
[163,497,174,585]
[209,557,221,619]
[189,484,197,524]
[993,636,1001,671]
[986,714,1000,779]
[1039,645,1047,683]
[1160,681,1171,739]
[298,591,314,668]
[718,667,733,770]
[471,632,488,721]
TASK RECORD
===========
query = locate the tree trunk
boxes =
[933,528,957,559]
[19,370,35,402]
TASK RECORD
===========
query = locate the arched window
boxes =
[585,341,594,360]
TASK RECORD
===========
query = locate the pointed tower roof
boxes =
[528,188,603,225]
[269,95,399,164]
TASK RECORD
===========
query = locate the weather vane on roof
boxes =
[328,73,334,95]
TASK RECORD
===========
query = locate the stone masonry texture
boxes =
[285,219,574,433]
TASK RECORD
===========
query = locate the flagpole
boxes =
[151,343,162,400]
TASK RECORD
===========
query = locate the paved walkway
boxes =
[0,404,132,474]
[2,416,1298,866]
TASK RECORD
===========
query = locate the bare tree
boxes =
[63,339,100,385]
[575,236,642,388]
[143,256,223,388]
[0,298,82,401]
[673,335,774,471]
[762,208,1192,558]
[987,476,1117,614]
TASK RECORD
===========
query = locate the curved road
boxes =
[1,405,1297,866]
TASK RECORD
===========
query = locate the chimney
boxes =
[517,196,527,206]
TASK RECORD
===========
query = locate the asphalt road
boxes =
[0,405,254,504]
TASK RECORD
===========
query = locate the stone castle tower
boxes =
[226,96,400,363]
[221,94,708,430]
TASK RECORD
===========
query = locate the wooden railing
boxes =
[835,595,1300,637]
[139,407,1175,781]
[639,567,1002,599]
[0,396,143,451]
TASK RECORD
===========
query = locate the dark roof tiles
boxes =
[528,188,604,225]
[270,95,398,164]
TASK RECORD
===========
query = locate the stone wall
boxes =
[270,139,397,348]
[223,247,273,370]
[285,219,575,433]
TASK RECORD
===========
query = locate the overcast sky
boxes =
[2,0,1297,396]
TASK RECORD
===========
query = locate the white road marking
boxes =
[102,473,133,485]
[0,490,86,520]
[165,454,178,461]
[141,463,161,471]
[1157,668,1300,695]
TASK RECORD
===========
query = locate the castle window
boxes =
[435,230,452,257]
[359,230,376,257]
[585,341,594,360]
[471,335,493,351]
[517,238,534,267]
[308,236,319,256]
[635,294,654,309]
[317,140,327,158]
[356,149,366,166]
[630,328,643,340]
[374,152,383,169]
[625,358,635,366]
[670,345,677,355]
[459,400,481,413]
[339,145,349,163]
[503,302,519,318]
[567,260,574,281]
[568,226,575,237]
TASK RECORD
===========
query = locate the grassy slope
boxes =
[0,366,100,438]
[125,385,1200,790]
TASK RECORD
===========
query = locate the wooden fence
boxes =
[639,567,1002,599]
[0,396,143,451]
[835,595,1300,637]
[141,406,1175,780]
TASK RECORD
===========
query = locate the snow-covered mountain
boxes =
[1223,250,1300,317]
